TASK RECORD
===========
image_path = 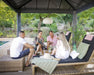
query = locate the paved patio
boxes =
[0,66,94,75]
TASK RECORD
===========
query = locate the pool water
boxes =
[0,41,8,46]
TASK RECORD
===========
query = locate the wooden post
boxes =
[72,11,77,45]
[17,13,21,37]
[32,65,35,75]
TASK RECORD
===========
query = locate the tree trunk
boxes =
[70,22,72,26]
[38,16,43,32]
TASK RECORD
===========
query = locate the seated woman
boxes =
[34,30,45,55]
[52,32,70,59]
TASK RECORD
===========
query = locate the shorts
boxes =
[11,48,30,59]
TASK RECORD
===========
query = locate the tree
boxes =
[77,7,94,31]
[55,14,73,26]
[21,13,58,31]
[0,0,16,29]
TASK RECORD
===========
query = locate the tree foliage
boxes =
[78,7,94,31]
[0,0,94,38]
[0,0,16,29]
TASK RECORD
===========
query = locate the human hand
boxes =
[49,42,53,45]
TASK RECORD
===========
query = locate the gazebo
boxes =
[1,0,94,74]
[3,0,94,41]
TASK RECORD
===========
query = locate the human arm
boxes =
[24,43,34,49]
[35,37,39,44]
[47,36,53,45]
[47,41,53,45]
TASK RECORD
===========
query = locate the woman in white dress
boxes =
[52,32,70,59]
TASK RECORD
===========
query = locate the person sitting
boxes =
[10,31,34,67]
[34,30,45,55]
[47,31,57,50]
[51,32,70,59]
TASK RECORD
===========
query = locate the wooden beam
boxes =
[17,13,21,36]
[47,0,50,9]
[59,0,62,9]
[20,8,73,14]
[17,0,32,9]
[77,1,94,13]
[77,0,84,7]
[65,0,76,10]
[3,0,18,12]
[36,0,37,9]
[72,11,77,44]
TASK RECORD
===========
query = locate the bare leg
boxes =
[47,42,50,50]
[39,45,44,55]
[35,45,40,55]
[26,48,34,66]
[35,44,44,55]
[51,48,56,55]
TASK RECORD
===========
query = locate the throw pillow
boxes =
[77,42,90,59]
[85,35,94,41]
[70,50,79,59]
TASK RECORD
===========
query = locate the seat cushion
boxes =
[82,35,94,61]
[77,42,90,59]
[59,56,87,63]
[85,35,94,41]
[82,35,94,44]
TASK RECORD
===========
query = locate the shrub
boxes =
[69,24,86,47]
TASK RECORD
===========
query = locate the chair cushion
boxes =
[59,56,86,63]
[70,50,79,59]
[77,42,90,59]
[65,32,71,42]
[33,55,87,64]
[82,35,94,44]
[85,35,94,41]
[82,35,94,61]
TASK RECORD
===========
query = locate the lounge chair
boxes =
[0,55,25,72]
[32,34,94,75]
[0,50,25,72]
[65,31,71,42]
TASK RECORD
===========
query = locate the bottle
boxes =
[73,43,77,51]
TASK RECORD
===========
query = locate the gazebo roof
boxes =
[3,0,94,14]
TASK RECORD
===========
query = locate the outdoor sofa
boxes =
[32,34,94,75]
[0,49,25,72]
[0,55,25,72]
[0,38,34,72]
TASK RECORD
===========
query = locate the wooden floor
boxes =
[0,66,94,75]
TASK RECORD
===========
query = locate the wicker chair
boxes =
[32,34,94,75]
[0,50,25,72]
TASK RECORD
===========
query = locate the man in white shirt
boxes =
[10,31,34,67]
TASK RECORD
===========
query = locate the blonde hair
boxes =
[59,32,70,51]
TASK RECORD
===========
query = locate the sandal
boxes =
[25,63,31,67]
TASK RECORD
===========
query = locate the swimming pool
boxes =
[0,41,8,46]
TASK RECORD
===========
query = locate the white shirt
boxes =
[10,37,26,57]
